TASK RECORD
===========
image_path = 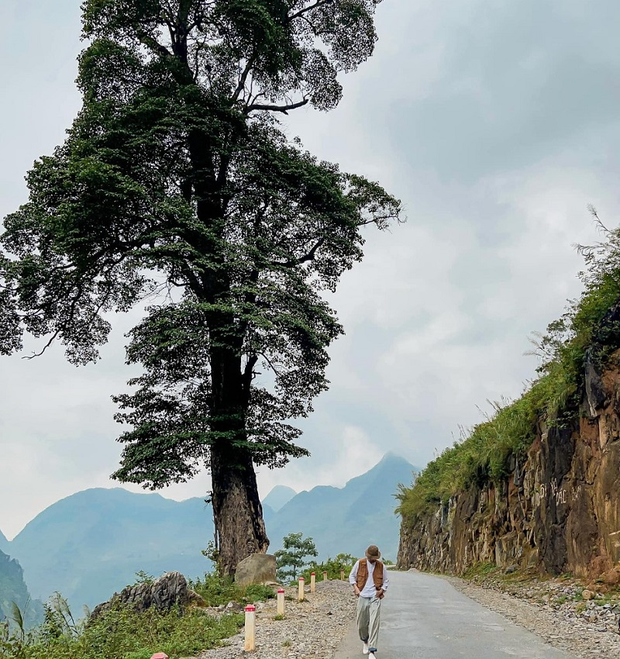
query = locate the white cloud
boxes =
[2,0,620,540]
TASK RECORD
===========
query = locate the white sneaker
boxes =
[362,642,369,654]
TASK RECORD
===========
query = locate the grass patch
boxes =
[1,603,243,659]
[189,573,275,607]
[396,219,620,525]
[0,569,276,659]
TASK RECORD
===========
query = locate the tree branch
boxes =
[232,54,258,104]
[288,0,335,23]
[245,98,309,115]
[272,236,326,268]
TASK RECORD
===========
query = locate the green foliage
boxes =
[0,574,246,659]
[396,384,543,524]
[397,213,620,526]
[301,553,357,582]
[0,0,401,574]
[274,533,318,583]
[189,572,275,607]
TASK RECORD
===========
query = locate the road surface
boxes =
[334,570,576,659]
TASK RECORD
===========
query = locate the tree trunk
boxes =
[210,442,269,575]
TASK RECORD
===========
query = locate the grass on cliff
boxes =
[396,215,620,524]
[0,572,274,659]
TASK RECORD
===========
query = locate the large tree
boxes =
[0,0,401,574]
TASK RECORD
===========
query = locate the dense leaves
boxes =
[0,0,400,572]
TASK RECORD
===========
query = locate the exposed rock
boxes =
[234,553,276,587]
[90,571,205,620]
[397,349,620,580]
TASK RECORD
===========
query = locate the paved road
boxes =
[334,570,576,659]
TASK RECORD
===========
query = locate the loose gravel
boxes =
[193,574,620,659]
[196,580,355,659]
[446,574,620,659]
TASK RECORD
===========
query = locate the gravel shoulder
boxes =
[196,580,356,659]
[444,572,620,659]
[193,572,620,659]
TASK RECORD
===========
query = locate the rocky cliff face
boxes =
[397,352,620,583]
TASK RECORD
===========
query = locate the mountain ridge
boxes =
[3,453,417,610]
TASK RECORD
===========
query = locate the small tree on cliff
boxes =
[0,0,401,575]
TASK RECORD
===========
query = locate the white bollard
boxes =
[244,604,256,651]
[323,571,328,581]
[340,569,345,581]
[298,576,305,601]
[310,572,316,594]
[277,588,285,615]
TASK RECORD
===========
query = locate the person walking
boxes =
[349,545,389,658]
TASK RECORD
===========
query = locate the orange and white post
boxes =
[298,576,305,601]
[310,572,316,594]
[323,571,328,581]
[244,604,256,651]
[277,588,285,616]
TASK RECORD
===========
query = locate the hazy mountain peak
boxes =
[0,528,8,550]
[263,485,297,512]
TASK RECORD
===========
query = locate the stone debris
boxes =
[196,580,355,659]
[192,574,620,659]
[447,576,620,659]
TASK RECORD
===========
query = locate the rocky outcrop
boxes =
[234,553,277,587]
[397,351,620,581]
[90,571,205,620]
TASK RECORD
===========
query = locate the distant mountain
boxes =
[263,485,297,512]
[0,529,8,552]
[265,453,417,562]
[0,549,44,628]
[3,453,416,612]
[8,488,214,611]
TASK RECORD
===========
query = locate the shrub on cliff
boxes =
[397,213,620,524]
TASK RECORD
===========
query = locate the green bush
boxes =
[189,572,275,607]
[0,602,243,659]
[0,570,278,659]
[396,218,620,527]
[301,554,357,582]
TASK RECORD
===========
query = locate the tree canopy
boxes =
[0,0,401,573]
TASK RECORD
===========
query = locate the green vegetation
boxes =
[275,533,318,584]
[0,0,401,576]
[0,569,280,659]
[301,553,357,582]
[396,212,620,524]
[189,572,274,607]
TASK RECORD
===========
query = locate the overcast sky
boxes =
[1,0,619,540]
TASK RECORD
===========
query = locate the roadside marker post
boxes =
[244,604,256,651]
[323,571,328,581]
[298,577,305,601]
[310,572,316,594]
[277,588,285,615]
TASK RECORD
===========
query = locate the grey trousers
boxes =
[356,595,382,651]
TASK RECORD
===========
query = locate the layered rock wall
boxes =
[397,354,620,581]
